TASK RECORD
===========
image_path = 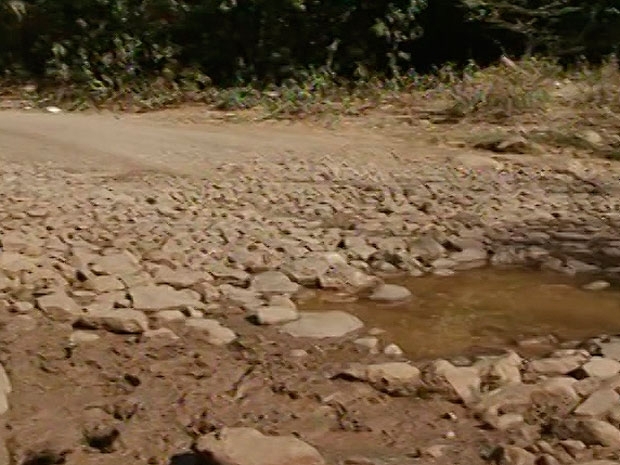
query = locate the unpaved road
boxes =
[0,108,620,465]
[0,109,427,174]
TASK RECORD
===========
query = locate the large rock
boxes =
[153,265,209,289]
[475,351,523,386]
[281,311,363,338]
[196,427,325,465]
[130,285,202,312]
[76,308,149,334]
[249,271,300,295]
[369,284,412,302]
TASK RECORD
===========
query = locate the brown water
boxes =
[301,269,620,359]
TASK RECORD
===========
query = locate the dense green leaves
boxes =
[0,0,618,88]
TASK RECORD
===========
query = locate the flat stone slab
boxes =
[281,311,363,338]
[196,427,325,465]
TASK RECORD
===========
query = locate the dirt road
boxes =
[0,108,619,465]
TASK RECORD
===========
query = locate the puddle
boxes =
[301,269,620,360]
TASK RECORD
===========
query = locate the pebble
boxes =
[383,343,404,356]
[369,284,412,302]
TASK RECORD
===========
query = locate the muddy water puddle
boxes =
[301,269,620,359]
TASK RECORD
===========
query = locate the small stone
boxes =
[154,310,186,323]
[143,328,179,340]
[0,363,12,415]
[354,337,379,351]
[69,331,101,344]
[252,306,299,325]
[250,271,300,295]
[368,328,386,336]
[423,445,446,458]
[575,419,620,447]
[37,292,82,322]
[369,284,412,302]
[268,295,297,310]
[430,360,481,406]
[130,285,202,312]
[582,280,611,291]
[493,445,536,465]
[91,251,140,276]
[289,349,308,358]
[383,343,404,356]
[196,427,326,465]
[579,357,620,379]
[281,311,363,338]
[444,430,456,439]
[574,389,620,417]
[483,412,525,431]
[528,354,588,375]
[76,308,149,334]
[185,318,236,346]
[559,439,586,458]
[11,301,34,314]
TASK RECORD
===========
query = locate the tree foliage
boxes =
[0,0,618,89]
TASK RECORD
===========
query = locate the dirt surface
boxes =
[0,108,620,465]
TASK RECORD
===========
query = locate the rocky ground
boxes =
[0,109,620,465]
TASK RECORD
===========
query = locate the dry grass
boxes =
[2,56,620,158]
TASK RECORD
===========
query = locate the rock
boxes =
[318,262,379,292]
[369,284,412,302]
[450,248,488,270]
[574,388,620,417]
[196,427,325,465]
[154,309,187,323]
[599,339,620,361]
[354,337,379,351]
[76,308,149,334]
[185,318,236,345]
[474,383,535,417]
[528,354,588,375]
[206,263,250,285]
[422,444,447,458]
[578,357,620,379]
[268,295,297,310]
[338,362,421,396]
[492,445,536,465]
[82,408,120,453]
[574,419,620,447]
[582,280,611,291]
[69,330,101,344]
[409,235,446,263]
[85,275,125,293]
[252,306,299,325]
[530,377,580,416]
[91,251,140,276]
[0,363,12,415]
[475,351,522,386]
[153,265,207,288]
[37,292,83,322]
[577,462,619,465]
[219,284,262,309]
[430,360,481,406]
[130,284,202,312]
[559,439,586,458]
[483,412,524,431]
[607,405,620,427]
[250,271,300,295]
[281,311,363,338]
[383,343,404,356]
[143,328,179,340]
